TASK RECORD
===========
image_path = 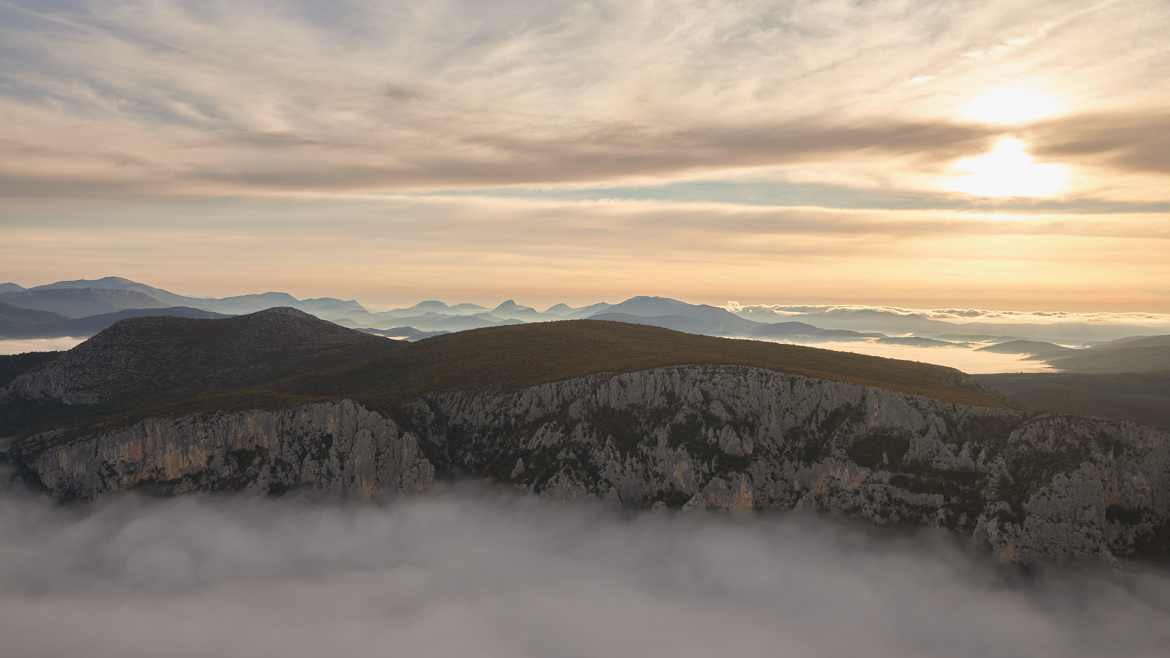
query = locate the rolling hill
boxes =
[1046,335,1170,373]
[7,276,366,321]
[977,372,1170,431]
[8,312,1170,565]
[977,340,1075,359]
[0,288,169,318]
[0,312,1004,437]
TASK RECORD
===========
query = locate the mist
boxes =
[757,338,1056,374]
[1,487,1168,658]
[0,337,84,356]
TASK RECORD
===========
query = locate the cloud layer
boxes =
[1,488,1169,658]
[2,0,1170,198]
[2,1,1169,310]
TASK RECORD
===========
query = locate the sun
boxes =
[962,86,1064,125]
[944,137,1069,198]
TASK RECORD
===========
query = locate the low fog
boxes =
[758,338,1056,374]
[1,484,1169,658]
[0,337,85,356]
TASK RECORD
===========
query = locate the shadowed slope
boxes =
[1048,335,1170,373]
[1,315,1005,438]
[350,320,1001,407]
[977,372,1170,431]
[5,308,398,406]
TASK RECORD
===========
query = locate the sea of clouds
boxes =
[727,302,1170,327]
[726,302,1170,329]
[1,484,1169,658]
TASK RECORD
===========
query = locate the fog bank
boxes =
[1,489,1168,658]
[759,338,1056,374]
[0,337,84,356]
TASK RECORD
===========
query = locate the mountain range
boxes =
[3,277,1169,377]
[0,276,364,321]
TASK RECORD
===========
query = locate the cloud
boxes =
[2,0,1170,310]
[1,0,1169,200]
[0,489,1168,658]
[2,193,1168,311]
[1032,113,1170,177]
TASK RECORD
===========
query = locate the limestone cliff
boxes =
[5,366,1168,563]
[7,400,434,500]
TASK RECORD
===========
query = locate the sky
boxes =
[1,0,1169,310]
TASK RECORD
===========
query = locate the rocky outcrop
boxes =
[5,366,1169,563]
[7,400,434,500]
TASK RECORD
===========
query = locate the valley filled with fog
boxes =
[0,337,86,355]
[1,487,1168,658]
[753,338,1056,374]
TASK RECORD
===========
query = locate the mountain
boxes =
[566,302,614,318]
[449,302,490,314]
[30,275,192,306]
[735,306,954,335]
[592,308,757,336]
[1046,334,1170,373]
[750,321,878,341]
[62,307,228,335]
[1,315,999,429]
[0,301,73,336]
[589,297,876,341]
[343,301,490,327]
[0,302,226,338]
[1,316,1167,564]
[0,287,169,318]
[364,312,522,332]
[3,307,394,406]
[0,352,58,388]
[9,276,367,323]
[1094,334,1170,350]
[977,340,1075,359]
[543,303,574,316]
[599,296,719,319]
[196,292,365,318]
[877,336,967,348]
[412,300,450,313]
[540,301,615,318]
[0,283,25,294]
[492,299,542,320]
[358,326,448,341]
[977,372,1170,432]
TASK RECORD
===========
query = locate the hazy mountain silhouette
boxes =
[4,276,365,321]
[0,288,169,318]
[0,301,227,338]
[492,299,542,320]
[977,340,1075,359]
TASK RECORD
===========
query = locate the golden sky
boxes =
[1,0,1168,310]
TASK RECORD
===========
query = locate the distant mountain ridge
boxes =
[0,301,226,339]
[4,278,1168,370]
[0,287,169,318]
[3,276,365,321]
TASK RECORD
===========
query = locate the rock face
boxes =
[9,400,434,500]
[5,366,1169,563]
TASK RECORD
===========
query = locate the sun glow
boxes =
[962,86,1064,125]
[945,137,1069,198]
